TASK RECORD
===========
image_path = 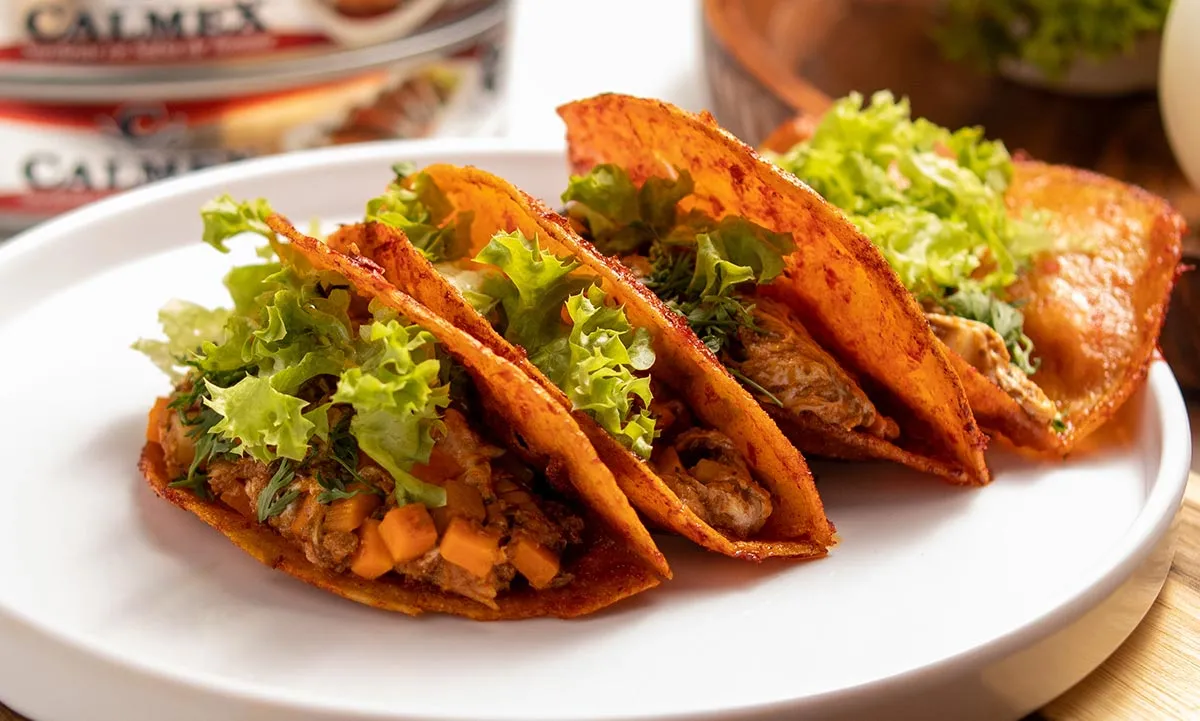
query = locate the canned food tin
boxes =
[0,0,506,233]
[2,0,490,67]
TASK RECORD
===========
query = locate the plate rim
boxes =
[0,139,1191,721]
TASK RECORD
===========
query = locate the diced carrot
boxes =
[410,445,460,485]
[509,535,560,590]
[379,504,438,564]
[444,479,486,522]
[219,486,255,519]
[147,397,169,443]
[349,519,393,580]
[324,490,380,533]
[440,517,500,579]
[288,494,321,536]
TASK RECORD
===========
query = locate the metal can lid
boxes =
[0,0,506,103]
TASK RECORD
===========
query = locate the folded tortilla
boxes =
[557,93,991,485]
[760,116,1185,454]
[324,166,837,560]
[141,226,667,619]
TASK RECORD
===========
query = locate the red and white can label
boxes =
[1,0,489,65]
[0,36,503,227]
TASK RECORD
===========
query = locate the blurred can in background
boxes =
[0,0,508,233]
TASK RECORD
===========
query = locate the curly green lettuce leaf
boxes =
[225,261,283,314]
[365,166,471,263]
[473,231,657,458]
[562,164,694,254]
[767,90,1049,369]
[935,0,1170,78]
[554,286,657,459]
[689,217,794,296]
[190,263,355,394]
[475,231,589,352]
[647,215,794,355]
[200,195,276,252]
[434,262,500,316]
[333,318,449,507]
[203,375,321,463]
[133,300,232,381]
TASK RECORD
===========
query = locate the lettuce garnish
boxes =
[332,312,450,507]
[475,231,588,354]
[562,165,794,358]
[136,196,451,510]
[473,230,658,459]
[365,163,472,263]
[646,216,795,356]
[204,375,324,463]
[767,91,1048,374]
[935,0,1170,79]
[562,163,694,254]
[560,287,657,459]
[200,194,275,252]
[131,300,231,381]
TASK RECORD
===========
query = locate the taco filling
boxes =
[763,91,1061,431]
[551,163,899,446]
[343,166,777,540]
[136,202,594,608]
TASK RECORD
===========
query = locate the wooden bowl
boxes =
[702,0,1200,393]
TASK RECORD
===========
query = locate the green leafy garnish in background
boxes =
[935,0,1170,79]
[766,90,1049,374]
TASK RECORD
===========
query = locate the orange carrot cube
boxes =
[324,490,380,533]
[509,536,560,589]
[440,517,500,579]
[410,445,461,485]
[349,519,392,580]
[219,485,254,519]
[379,504,438,564]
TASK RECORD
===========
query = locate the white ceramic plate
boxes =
[0,141,1190,721]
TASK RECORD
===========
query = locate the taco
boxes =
[135,197,668,620]
[759,92,1185,453]
[555,94,990,485]
[321,163,835,560]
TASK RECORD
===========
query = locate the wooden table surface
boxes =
[2,411,1197,720]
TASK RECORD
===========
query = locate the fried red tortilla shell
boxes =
[329,167,834,559]
[140,443,660,620]
[765,407,974,478]
[1006,161,1184,449]
[271,217,671,581]
[558,93,989,485]
[945,352,1062,454]
[761,117,1185,453]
